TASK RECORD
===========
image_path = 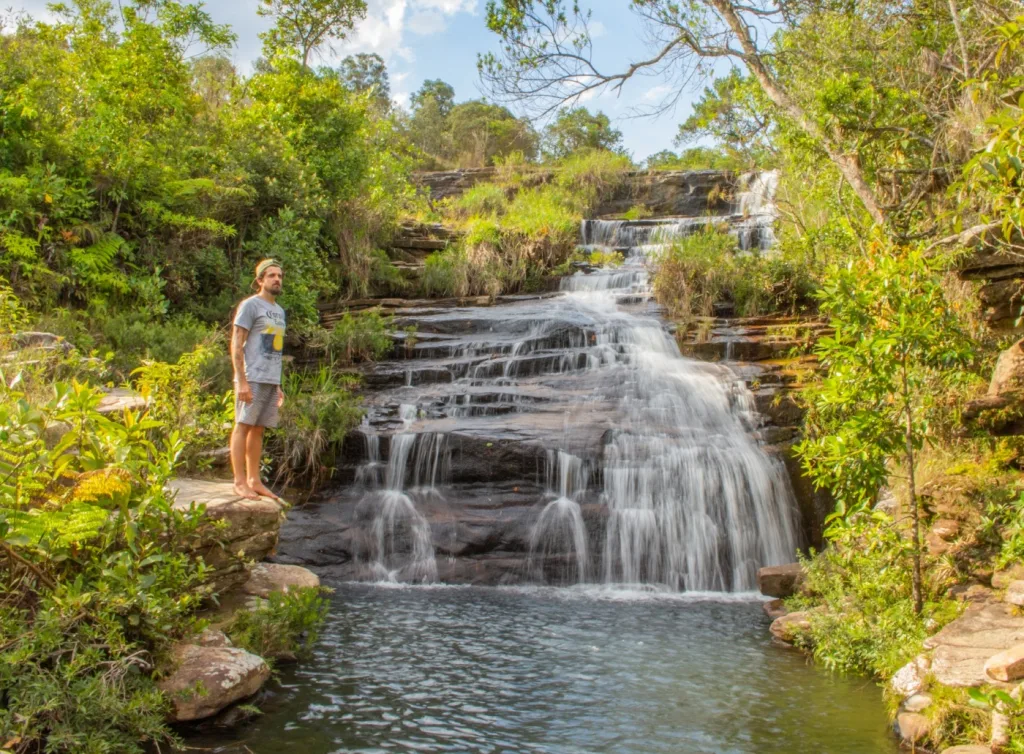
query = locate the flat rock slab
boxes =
[1005,580,1024,606]
[941,747,992,754]
[97,387,148,415]
[157,643,269,722]
[925,602,1024,687]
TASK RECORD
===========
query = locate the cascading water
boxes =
[527,451,591,584]
[354,407,441,583]
[345,169,798,591]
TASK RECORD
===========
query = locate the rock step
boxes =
[168,478,288,592]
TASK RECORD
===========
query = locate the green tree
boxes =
[675,68,774,167]
[541,107,623,160]
[257,0,367,68]
[411,79,455,118]
[338,52,390,109]
[447,100,538,166]
[796,243,975,614]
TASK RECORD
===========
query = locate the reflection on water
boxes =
[185,584,896,754]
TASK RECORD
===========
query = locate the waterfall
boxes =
[354,406,442,583]
[347,168,796,591]
[556,247,798,591]
[527,451,591,584]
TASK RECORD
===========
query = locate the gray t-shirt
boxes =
[233,295,286,385]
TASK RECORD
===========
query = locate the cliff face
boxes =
[413,168,737,218]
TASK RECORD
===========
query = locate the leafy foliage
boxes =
[226,587,330,663]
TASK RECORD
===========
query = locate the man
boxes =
[231,258,286,501]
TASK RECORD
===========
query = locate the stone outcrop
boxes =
[941,747,993,754]
[769,611,811,643]
[925,602,1024,687]
[157,641,270,722]
[242,562,321,598]
[169,478,288,592]
[413,168,736,219]
[757,563,805,598]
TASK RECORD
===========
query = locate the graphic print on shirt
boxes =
[260,324,285,356]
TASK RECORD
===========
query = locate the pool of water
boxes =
[186,583,897,754]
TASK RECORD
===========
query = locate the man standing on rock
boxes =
[231,258,286,501]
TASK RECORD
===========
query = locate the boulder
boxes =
[993,564,1024,589]
[169,478,288,592]
[157,643,270,722]
[1004,580,1024,607]
[940,748,992,754]
[242,563,320,598]
[13,331,69,350]
[903,694,933,713]
[97,387,149,416]
[762,599,788,620]
[891,656,931,697]
[896,711,931,743]
[757,563,805,598]
[769,611,811,644]
[985,644,1024,682]
[988,338,1024,396]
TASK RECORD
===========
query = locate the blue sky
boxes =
[10,0,721,161]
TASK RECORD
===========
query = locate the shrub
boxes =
[226,587,330,664]
[0,380,209,754]
[266,366,364,493]
[305,310,394,363]
[788,515,962,678]
[132,345,234,466]
[421,244,503,298]
[651,225,816,325]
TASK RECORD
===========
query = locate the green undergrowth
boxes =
[651,225,817,327]
[423,150,632,297]
[226,587,331,665]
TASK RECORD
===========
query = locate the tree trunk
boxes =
[902,362,924,615]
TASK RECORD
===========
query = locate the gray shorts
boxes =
[236,382,280,428]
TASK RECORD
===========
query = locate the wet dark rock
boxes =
[758,563,805,598]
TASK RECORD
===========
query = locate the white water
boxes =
[353,170,796,591]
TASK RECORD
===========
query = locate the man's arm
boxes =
[231,325,252,403]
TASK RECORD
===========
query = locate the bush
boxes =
[0,380,209,754]
[421,244,503,298]
[787,514,961,678]
[131,345,234,467]
[226,587,330,664]
[651,225,816,325]
[266,366,364,493]
[305,310,394,363]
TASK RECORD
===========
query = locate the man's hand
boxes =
[236,381,253,404]
[277,386,285,407]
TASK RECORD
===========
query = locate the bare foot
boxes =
[233,482,260,500]
[249,480,283,501]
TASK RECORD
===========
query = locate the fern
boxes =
[68,233,131,295]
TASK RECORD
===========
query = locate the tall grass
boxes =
[268,366,364,494]
[652,226,816,326]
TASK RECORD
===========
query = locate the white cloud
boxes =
[416,0,477,12]
[392,91,411,109]
[408,9,448,35]
[641,84,673,102]
[336,0,476,66]
[589,20,606,38]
